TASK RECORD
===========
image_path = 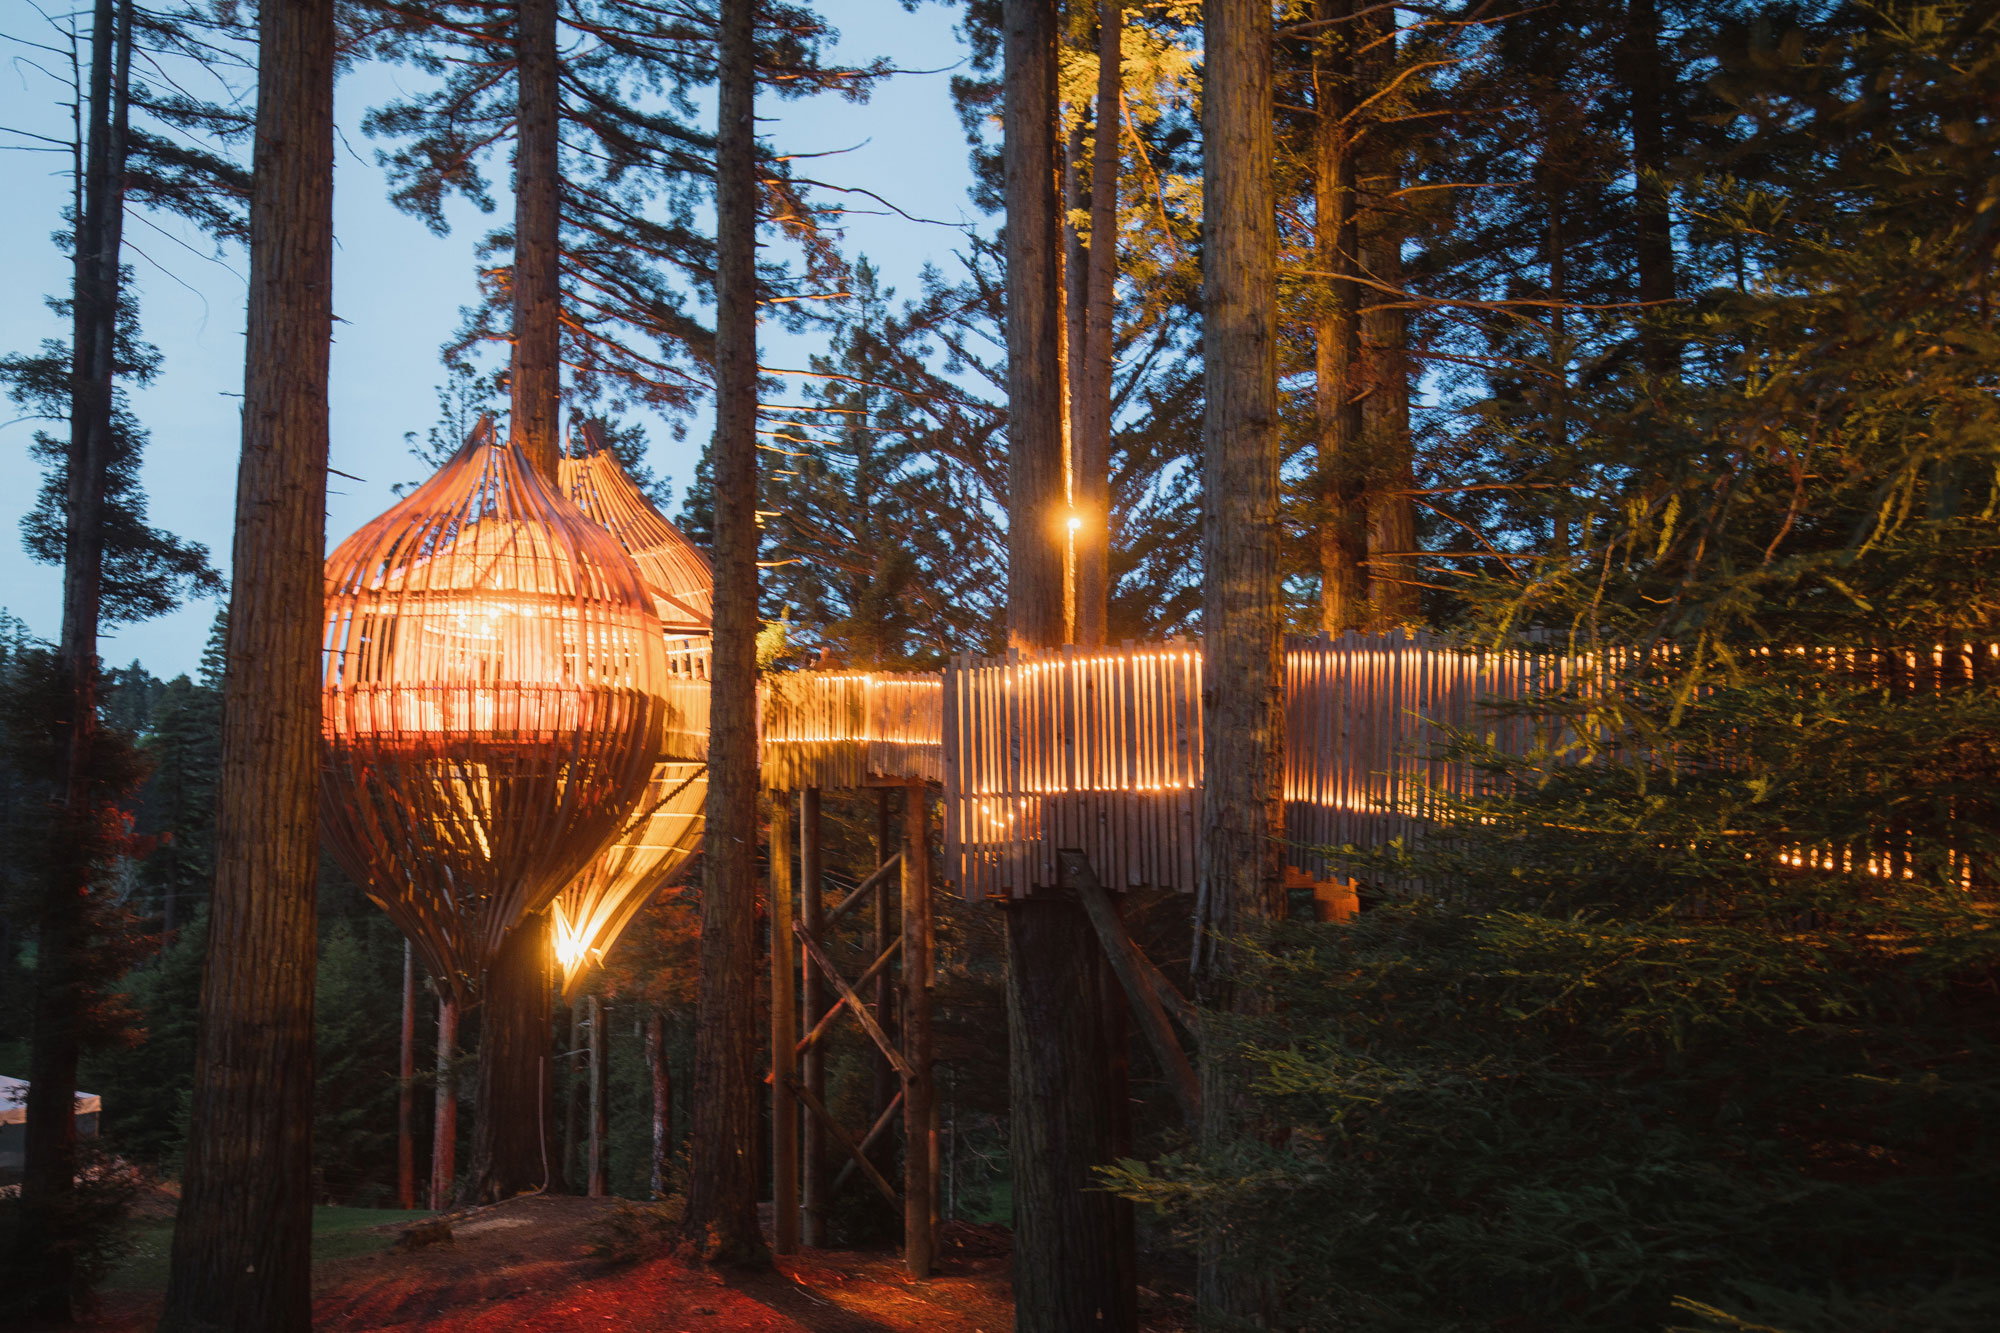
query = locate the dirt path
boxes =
[313,1197,1015,1333]
[74,1196,1030,1333]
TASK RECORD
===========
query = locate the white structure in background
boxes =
[0,1074,101,1172]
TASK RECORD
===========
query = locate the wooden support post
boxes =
[1064,849,1203,1132]
[770,796,799,1254]
[872,790,897,1154]
[799,788,826,1247]
[902,786,936,1278]
[790,936,901,1064]
[645,1008,671,1200]
[587,994,609,1197]
[397,941,415,1211]
[430,994,457,1211]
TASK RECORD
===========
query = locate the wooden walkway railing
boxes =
[942,643,1203,900]
[758,670,945,790]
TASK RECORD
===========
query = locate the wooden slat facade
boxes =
[758,670,946,790]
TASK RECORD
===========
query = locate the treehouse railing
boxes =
[942,642,1203,901]
[758,669,946,790]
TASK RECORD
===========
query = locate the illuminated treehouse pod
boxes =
[549,436,716,994]
[319,420,673,998]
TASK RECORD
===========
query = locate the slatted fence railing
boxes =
[943,642,1203,900]
[758,670,945,789]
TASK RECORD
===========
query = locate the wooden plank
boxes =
[790,1074,901,1210]
[770,798,798,1253]
[1061,849,1202,1132]
[793,919,912,1079]
[827,851,903,925]
[830,1087,904,1196]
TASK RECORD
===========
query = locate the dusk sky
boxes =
[0,1,977,679]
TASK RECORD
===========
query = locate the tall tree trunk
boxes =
[157,0,334,1321]
[469,0,565,1197]
[645,1008,671,1199]
[1006,0,1066,649]
[1543,136,1572,557]
[511,0,562,479]
[1197,0,1283,1320]
[1314,0,1368,632]
[468,911,555,1201]
[1003,2,1132,1327]
[1360,12,1416,625]
[432,995,459,1210]
[1072,0,1121,647]
[684,0,765,1264]
[398,942,416,1210]
[1625,0,1677,375]
[15,0,130,1313]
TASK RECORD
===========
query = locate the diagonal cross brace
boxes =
[794,919,913,1080]
[790,1073,901,1210]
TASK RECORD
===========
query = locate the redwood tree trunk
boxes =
[587,995,609,1197]
[1314,0,1368,632]
[1002,1,1132,1326]
[1625,0,1677,375]
[156,0,334,1321]
[1360,11,1416,624]
[15,3,132,1312]
[1072,0,1121,647]
[511,0,562,479]
[470,0,566,1194]
[1196,0,1284,1320]
[683,0,765,1264]
[468,910,556,1201]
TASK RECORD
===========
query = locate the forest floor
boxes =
[61,1191,1192,1331]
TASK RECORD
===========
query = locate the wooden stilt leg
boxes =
[799,787,826,1247]
[398,941,415,1211]
[902,786,935,1278]
[771,797,799,1253]
[430,994,457,1212]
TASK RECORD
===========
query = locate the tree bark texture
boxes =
[684,0,765,1264]
[1197,3,1283,1316]
[1197,0,1285,982]
[157,0,333,1322]
[1004,0,1066,652]
[432,995,459,1210]
[1313,0,1369,633]
[511,0,562,479]
[798,788,826,1245]
[1003,5,1133,1326]
[468,914,556,1202]
[1359,11,1416,625]
[1625,0,1677,374]
[1071,0,1121,647]
[15,3,132,1311]
[645,1009,671,1199]
[1003,899,1127,1329]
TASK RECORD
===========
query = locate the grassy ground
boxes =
[104,1205,432,1292]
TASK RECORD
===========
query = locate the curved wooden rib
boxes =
[560,443,712,636]
[320,418,670,999]
[551,760,707,1002]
